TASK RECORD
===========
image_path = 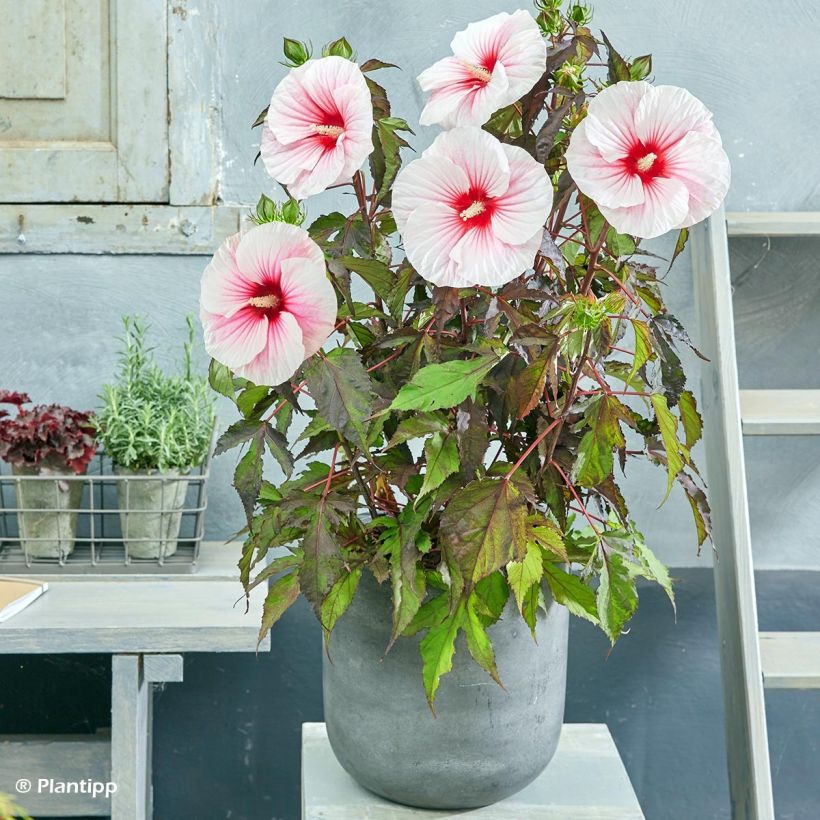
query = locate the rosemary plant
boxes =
[96,316,214,471]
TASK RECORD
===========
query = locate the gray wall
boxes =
[2,0,819,568]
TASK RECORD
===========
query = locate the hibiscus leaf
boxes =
[440,478,528,596]
[257,570,300,648]
[463,596,502,685]
[667,227,688,272]
[418,431,460,499]
[629,319,653,382]
[387,412,449,448]
[677,390,703,449]
[233,429,264,523]
[597,553,638,643]
[456,397,488,479]
[360,58,399,72]
[573,395,628,487]
[264,424,294,477]
[299,498,344,611]
[472,571,510,627]
[340,256,394,304]
[651,393,685,502]
[507,541,544,615]
[404,590,449,637]
[304,348,374,453]
[214,419,262,456]
[209,359,236,399]
[543,563,599,625]
[320,566,362,636]
[509,339,559,419]
[382,510,428,648]
[389,354,501,412]
[419,600,464,711]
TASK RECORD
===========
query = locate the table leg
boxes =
[111,654,152,820]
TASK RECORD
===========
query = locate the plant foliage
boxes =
[95,316,214,471]
[216,2,711,707]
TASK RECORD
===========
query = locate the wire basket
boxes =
[0,435,213,574]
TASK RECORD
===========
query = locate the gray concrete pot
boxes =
[323,572,569,810]
[116,467,189,559]
[12,465,83,559]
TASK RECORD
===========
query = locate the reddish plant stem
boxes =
[323,445,340,497]
[504,418,562,481]
[552,460,601,535]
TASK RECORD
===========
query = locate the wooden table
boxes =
[0,542,266,819]
[302,722,645,819]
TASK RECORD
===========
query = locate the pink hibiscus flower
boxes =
[418,10,546,128]
[261,56,374,200]
[200,223,337,386]
[565,81,731,239]
[393,127,552,288]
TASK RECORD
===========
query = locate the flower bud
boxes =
[283,37,311,67]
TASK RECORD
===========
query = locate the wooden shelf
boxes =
[740,390,820,435]
[727,212,820,237]
[760,632,820,689]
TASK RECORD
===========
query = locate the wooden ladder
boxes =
[690,206,820,820]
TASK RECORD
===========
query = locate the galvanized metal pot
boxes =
[12,465,83,559]
[116,467,189,559]
[323,572,569,809]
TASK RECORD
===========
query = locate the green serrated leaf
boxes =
[651,393,685,502]
[573,395,629,487]
[418,431,459,499]
[440,478,527,596]
[233,432,264,522]
[257,570,300,648]
[419,601,464,710]
[340,256,394,304]
[404,591,449,636]
[214,419,261,456]
[463,597,502,685]
[304,348,374,453]
[390,354,501,412]
[597,553,638,643]
[678,390,703,449]
[507,541,544,616]
[264,424,295,477]
[209,359,235,399]
[299,499,343,610]
[386,412,448,448]
[543,563,599,625]
[321,567,362,635]
[629,319,653,381]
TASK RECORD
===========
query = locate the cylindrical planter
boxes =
[12,465,83,559]
[323,572,569,810]
[116,467,189,559]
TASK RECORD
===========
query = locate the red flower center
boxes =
[248,283,285,317]
[623,140,666,182]
[453,186,496,230]
[312,109,345,148]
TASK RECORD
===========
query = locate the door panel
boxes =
[0,0,168,203]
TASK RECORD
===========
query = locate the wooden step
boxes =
[759,632,820,689]
[739,390,820,435]
[727,212,820,237]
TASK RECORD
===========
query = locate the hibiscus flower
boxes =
[200,223,337,386]
[565,81,731,238]
[417,10,546,128]
[261,56,374,200]
[393,127,552,287]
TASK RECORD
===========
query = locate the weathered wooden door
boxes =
[0,0,168,203]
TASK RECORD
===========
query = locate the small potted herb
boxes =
[0,391,96,559]
[95,317,214,559]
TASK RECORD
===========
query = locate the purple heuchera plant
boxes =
[0,390,97,475]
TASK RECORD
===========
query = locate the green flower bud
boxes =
[251,194,305,227]
[322,37,354,60]
[283,37,311,67]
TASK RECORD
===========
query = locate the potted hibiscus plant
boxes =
[0,391,96,559]
[95,316,215,560]
[202,1,726,809]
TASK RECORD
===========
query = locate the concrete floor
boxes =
[1,568,818,819]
